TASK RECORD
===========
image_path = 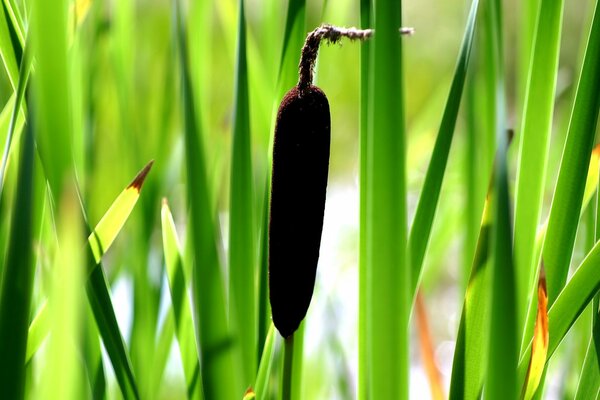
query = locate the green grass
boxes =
[0,0,598,398]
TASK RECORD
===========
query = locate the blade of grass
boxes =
[147,310,175,400]
[449,193,493,400]
[39,186,84,400]
[358,0,371,398]
[542,0,600,305]
[518,4,600,386]
[229,0,257,386]
[518,238,600,383]
[0,116,34,400]
[367,0,408,398]
[484,0,518,398]
[521,267,549,400]
[174,0,242,397]
[255,323,276,400]
[574,307,600,399]
[86,254,139,399]
[0,0,18,89]
[257,176,271,363]
[513,0,564,335]
[32,0,72,202]
[408,0,479,299]
[161,199,202,399]
[26,161,155,362]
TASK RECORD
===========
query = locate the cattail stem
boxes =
[297,24,414,94]
[281,334,295,400]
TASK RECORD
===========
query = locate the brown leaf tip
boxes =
[128,160,155,192]
[593,143,600,157]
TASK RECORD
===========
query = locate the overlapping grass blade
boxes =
[0,0,18,89]
[39,188,84,400]
[26,160,155,361]
[0,117,34,400]
[483,0,518,398]
[147,311,175,400]
[408,0,479,298]
[542,0,600,304]
[174,0,242,397]
[229,0,257,386]
[367,0,408,397]
[518,238,600,385]
[574,307,600,399]
[161,199,202,399]
[521,267,549,400]
[255,323,276,400]
[0,34,30,197]
[449,194,492,400]
[86,256,139,399]
[32,0,72,201]
[516,2,600,381]
[513,0,564,334]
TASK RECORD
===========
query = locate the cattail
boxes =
[268,24,413,338]
[269,85,331,338]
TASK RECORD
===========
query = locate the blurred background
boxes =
[1,0,594,398]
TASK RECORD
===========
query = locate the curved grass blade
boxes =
[449,194,492,400]
[161,199,202,399]
[255,323,276,400]
[408,0,479,299]
[229,0,256,385]
[26,161,152,398]
[1,0,24,55]
[574,307,600,400]
[86,256,139,400]
[542,0,600,304]
[88,160,154,263]
[521,266,549,400]
[519,143,600,359]
[516,5,600,386]
[26,161,154,364]
[0,117,34,400]
[0,4,17,89]
[518,239,600,384]
[0,34,31,198]
[174,0,241,397]
[513,0,564,332]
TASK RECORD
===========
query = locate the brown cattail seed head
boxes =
[269,85,331,338]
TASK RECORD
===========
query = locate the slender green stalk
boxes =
[282,335,295,400]
[367,0,408,398]
[485,0,518,398]
[513,0,564,334]
[408,0,479,299]
[358,0,371,398]
[229,0,256,385]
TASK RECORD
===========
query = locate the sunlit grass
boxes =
[0,0,598,398]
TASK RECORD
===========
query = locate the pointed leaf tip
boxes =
[128,160,154,192]
[243,387,256,400]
